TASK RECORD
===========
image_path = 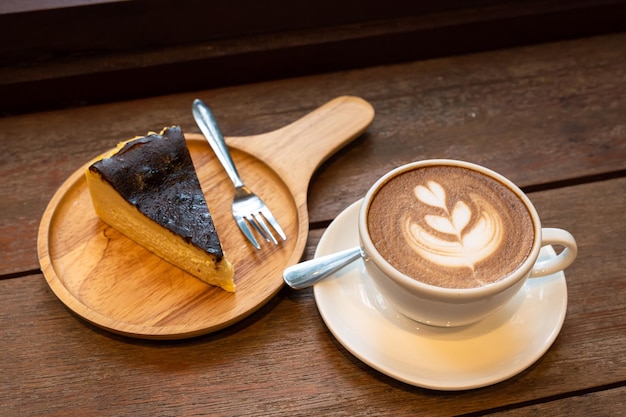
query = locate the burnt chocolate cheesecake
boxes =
[85,126,235,292]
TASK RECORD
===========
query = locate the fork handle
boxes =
[193,99,245,188]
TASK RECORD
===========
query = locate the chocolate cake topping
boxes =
[89,126,224,260]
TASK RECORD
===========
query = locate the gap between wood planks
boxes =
[456,380,626,416]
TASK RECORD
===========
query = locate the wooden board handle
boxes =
[226,96,375,207]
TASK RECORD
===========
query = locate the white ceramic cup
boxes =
[358,159,577,327]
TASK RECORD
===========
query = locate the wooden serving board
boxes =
[37,96,375,339]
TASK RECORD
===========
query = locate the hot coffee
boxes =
[367,164,535,289]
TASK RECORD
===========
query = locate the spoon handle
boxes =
[283,247,362,289]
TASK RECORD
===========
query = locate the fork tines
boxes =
[236,208,286,250]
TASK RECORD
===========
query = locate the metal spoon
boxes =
[283,246,362,289]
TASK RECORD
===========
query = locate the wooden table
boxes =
[1,32,625,416]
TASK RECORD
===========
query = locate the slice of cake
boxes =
[85,126,235,292]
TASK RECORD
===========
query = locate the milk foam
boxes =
[404,181,504,278]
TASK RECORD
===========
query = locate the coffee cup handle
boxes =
[530,228,578,278]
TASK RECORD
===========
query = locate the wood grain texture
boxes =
[1,34,625,277]
[1,30,625,417]
[1,178,624,416]
[36,96,374,338]
[495,386,626,416]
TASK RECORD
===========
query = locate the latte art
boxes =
[367,165,535,289]
[405,183,505,278]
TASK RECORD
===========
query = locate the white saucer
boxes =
[313,200,567,390]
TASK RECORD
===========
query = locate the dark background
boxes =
[2,0,626,115]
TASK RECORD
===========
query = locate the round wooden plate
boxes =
[37,96,375,339]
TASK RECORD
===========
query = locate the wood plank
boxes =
[1,178,624,416]
[494,386,626,416]
[2,34,625,276]
[305,33,626,218]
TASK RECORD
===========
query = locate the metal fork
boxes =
[192,99,287,249]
